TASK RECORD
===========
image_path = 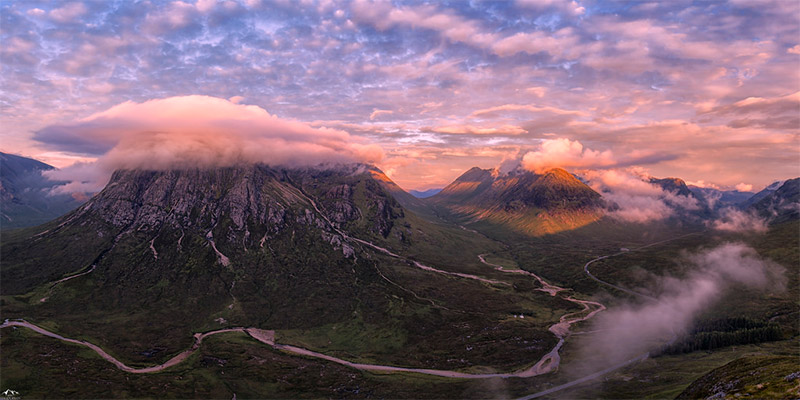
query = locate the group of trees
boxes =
[659,317,783,355]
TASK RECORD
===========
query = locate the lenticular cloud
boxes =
[35,95,385,192]
[36,95,384,168]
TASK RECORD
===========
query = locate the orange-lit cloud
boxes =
[521,138,615,173]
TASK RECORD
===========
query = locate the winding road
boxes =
[583,232,701,301]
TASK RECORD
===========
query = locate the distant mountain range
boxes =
[688,186,754,208]
[409,188,442,198]
[0,152,85,229]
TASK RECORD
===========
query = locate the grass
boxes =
[550,339,798,399]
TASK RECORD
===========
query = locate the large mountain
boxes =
[2,163,417,297]
[0,152,85,229]
[0,164,421,365]
[428,166,603,236]
[646,176,713,219]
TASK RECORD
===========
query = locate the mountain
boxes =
[748,178,800,223]
[0,164,420,366]
[647,176,712,218]
[742,179,786,208]
[2,164,415,296]
[409,188,442,198]
[428,166,603,236]
[648,177,695,198]
[0,152,85,229]
[688,186,754,208]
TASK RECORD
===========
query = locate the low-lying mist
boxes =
[569,242,785,376]
[711,207,769,233]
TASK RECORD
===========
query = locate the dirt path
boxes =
[40,265,98,303]
[50,265,96,287]
[4,244,606,380]
[0,318,586,379]
[296,187,510,287]
[1,320,246,373]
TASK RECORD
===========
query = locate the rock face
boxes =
[0,152,85,229]
[429,166,604,235]
[0,164,412,327]
[39,164,407,252]
[78,167,300,234]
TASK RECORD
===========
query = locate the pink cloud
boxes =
[369,109,394,120]
[515,0,585,15]
[470,103,586,118]
[141,1,199,35]
[38,95,384,191]
[491,28,582,58]
[350,0,496,48]
[521,138,615,173]
[711,208,768,233]
[430,124,526,135]
[582,168,701,223]
[49,2,87,23]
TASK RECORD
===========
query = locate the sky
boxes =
[1,0,798,192]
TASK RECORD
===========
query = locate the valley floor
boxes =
[2,217,797,399]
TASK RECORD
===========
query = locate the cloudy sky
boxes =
[1,0,798,191]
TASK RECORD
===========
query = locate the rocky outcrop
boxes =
[80,166,300,233]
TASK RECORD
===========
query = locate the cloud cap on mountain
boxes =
[33,95,384,170]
